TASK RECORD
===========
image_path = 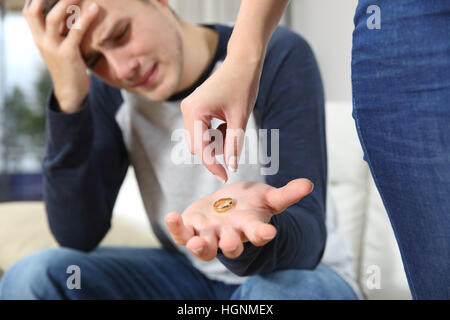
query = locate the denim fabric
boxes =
[352,0,450,299]
[0,247,358,300]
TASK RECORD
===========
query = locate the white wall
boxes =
[170,0,357,103]
[170,0,240,24]
[290,0,357,102]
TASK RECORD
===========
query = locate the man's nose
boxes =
[109,53,139,82]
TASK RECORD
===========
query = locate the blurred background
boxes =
[0,0,356,202]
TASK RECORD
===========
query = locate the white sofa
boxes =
[0,101,412,300]
[325,101,411,300]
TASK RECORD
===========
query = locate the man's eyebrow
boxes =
[82,18,126,66]
[98,18,126,46]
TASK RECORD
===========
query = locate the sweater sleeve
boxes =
[42,74,130,252]
[216,27,327,276]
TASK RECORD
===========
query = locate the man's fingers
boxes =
[186,236,207,258]
[23,0,46,40]
[46,0,80,40]
[165,212,194,246]
[65,1,99,47]
[186,228,218,261]
[218,226,244,259]
[23,0,32,10]
[265,178,314,214]
[241,220,277,246]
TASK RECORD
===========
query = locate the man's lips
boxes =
[134,63,159,88]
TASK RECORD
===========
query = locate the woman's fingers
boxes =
[165,212,194,246]
[180,101,228,184]
[200,128,228,184]
[214,122,228,156]
[223,113,247,172]
[265,178,314,214]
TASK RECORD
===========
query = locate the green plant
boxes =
[3,66,52,162]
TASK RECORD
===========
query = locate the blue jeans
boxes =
[352,1,450,299]
[0,247,358,300]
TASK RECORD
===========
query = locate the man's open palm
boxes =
[165,178,314,261]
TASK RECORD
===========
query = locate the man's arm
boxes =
[23,1,128,251]
[216,28,327,275]
[43,75,130,251]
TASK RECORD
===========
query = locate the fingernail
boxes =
[167,219,176,226]
[228,156,238,172]
[216,175,226,184]
[263,235,275,241]
[192,247,203,255]
[310,183,315,193]
[89,3,98,12]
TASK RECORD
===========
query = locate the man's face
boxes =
[79,0,184,101]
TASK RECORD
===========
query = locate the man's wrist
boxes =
[56,99,84,114]
[53,91,86,114]
[49,91,87,116]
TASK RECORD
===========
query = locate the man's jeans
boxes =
[0,247,358,300]
[352,0,450,299]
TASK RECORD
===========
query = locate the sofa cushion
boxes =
[326,101,411,300]
[326,101,370,275]
[359,179,412,300]
[0,202,160,273]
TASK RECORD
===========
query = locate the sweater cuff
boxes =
[46,91,93,157]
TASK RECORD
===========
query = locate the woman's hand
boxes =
[180,56,263,184]
[180,0,290,184]
[165,178,314,261]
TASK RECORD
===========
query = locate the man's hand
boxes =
[23,0,99,113]
[180,56,263,184]
[165,178,314,261]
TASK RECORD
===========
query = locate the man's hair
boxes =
[43,0,59,16]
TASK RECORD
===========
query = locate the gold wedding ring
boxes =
[213,198,235,213]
